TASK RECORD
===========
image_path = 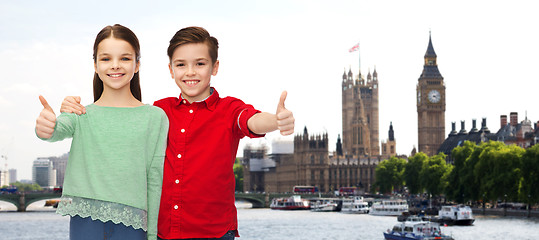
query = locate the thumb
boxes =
[39,95,54,114]
[277,91,287,112]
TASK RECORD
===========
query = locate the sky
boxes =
[1,0,538,181]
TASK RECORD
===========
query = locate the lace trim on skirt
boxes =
[56,195,147,231]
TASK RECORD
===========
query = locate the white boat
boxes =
[310,198,340,212]
[370,199,408,216]
[436,205,475,226]
[341,196,369,214]
[270,195,310,210]
[383,216,454,240]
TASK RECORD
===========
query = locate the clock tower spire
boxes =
[417,32,445,156]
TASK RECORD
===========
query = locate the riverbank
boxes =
[472,207,539,218]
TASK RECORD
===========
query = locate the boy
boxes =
[61,26,295,240]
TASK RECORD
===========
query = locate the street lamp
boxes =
[503,194,507,217]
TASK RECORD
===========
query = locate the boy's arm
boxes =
[60,96,86,114]
[247,91,294,136]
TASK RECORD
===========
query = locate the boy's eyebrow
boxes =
[172,57,209,62]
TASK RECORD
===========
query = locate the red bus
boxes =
[338,187,359,196]
[293,186,319,193]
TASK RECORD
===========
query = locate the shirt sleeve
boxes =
[37,113,77,142]
[146,109,169,240]
[235,103,265,139]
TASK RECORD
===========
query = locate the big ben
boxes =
[417,33,445,156]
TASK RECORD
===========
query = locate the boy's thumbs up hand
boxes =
[36,95,57,139]
[276,91,294,136]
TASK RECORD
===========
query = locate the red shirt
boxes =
[154,89,263,239]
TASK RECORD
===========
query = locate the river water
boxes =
[1,201,538,240]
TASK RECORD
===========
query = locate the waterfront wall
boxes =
[472,207,539,218]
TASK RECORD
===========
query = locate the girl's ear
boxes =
[135,60,140,73]
[94,62,98,74]
[212,60,219,76]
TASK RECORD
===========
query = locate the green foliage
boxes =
[419,152,450,197]
[233,158,244,192]
[404,152,428,194]
[519,144,539,204]
[374,156,407,194]
[10,181,42,191]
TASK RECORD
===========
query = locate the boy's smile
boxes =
[169,43,219,103]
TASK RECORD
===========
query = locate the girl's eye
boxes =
[101,58,110,61]
[122,57,131,61]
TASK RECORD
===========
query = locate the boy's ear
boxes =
[168,63,174,78]
[212,60,219,76]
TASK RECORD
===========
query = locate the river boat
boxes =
[310,198,341,212]
[270,195,310,210]
[430,205,474,226]
[341,196,369,214]
[383,216,454,240]
[370,199,408,216]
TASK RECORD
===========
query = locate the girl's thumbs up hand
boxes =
[276,91,294,136]
[36,95,57,139]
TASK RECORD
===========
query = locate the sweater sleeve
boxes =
[146,110,169,240]
[37,113,77,142]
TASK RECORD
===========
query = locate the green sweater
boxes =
[42,104,168,240]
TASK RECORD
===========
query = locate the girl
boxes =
[35,24,168,240]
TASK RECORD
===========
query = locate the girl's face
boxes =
[94,37,140,93]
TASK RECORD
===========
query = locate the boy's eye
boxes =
[176,63,185,67]
[101,58,110,61]
[196,62,206,66]
[122,57,131,61]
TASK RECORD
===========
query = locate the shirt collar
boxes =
[176,87,219,111]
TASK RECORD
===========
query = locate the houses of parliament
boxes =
[242,34,445,193]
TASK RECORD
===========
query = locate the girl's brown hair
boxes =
[93,24,141,102]
[167,26,218,64]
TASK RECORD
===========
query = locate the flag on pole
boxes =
[348,43,359,53]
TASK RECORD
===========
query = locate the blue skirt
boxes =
[70,215,146,240]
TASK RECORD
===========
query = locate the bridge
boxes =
[0,192,333,211]
[235,192,333,208]
[0,192,62,212]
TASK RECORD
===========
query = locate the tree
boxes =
[233,158,244,192]
[10,181,42,192]
[475,141,524,203]
[404,152,428,194]
[420,152,451,197]
[374,156,406,194]
[446,141,476,203]
[519,144,539,206]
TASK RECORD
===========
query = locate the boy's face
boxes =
[168,43,219,103]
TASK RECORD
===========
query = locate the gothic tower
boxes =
[417,33,446,156]
[342,67,379,157]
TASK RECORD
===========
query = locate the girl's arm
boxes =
[247,91,294,136]
[146,111,169,240]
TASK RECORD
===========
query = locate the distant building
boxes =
[32,158,56,188]
[8,169,16,184]
[0,170,9,187]
[49,153,69,186]
[438,112,539,163]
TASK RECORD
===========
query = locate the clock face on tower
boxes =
[428,90,441,103]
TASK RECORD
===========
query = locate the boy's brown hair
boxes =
[167,26,219,64]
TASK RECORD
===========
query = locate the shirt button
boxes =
[189,109,193,113]
[182,100,186,104]
[175,179,180,184]
[181,129,185,133]
[177,154,182,158]
[174,205,179,210]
